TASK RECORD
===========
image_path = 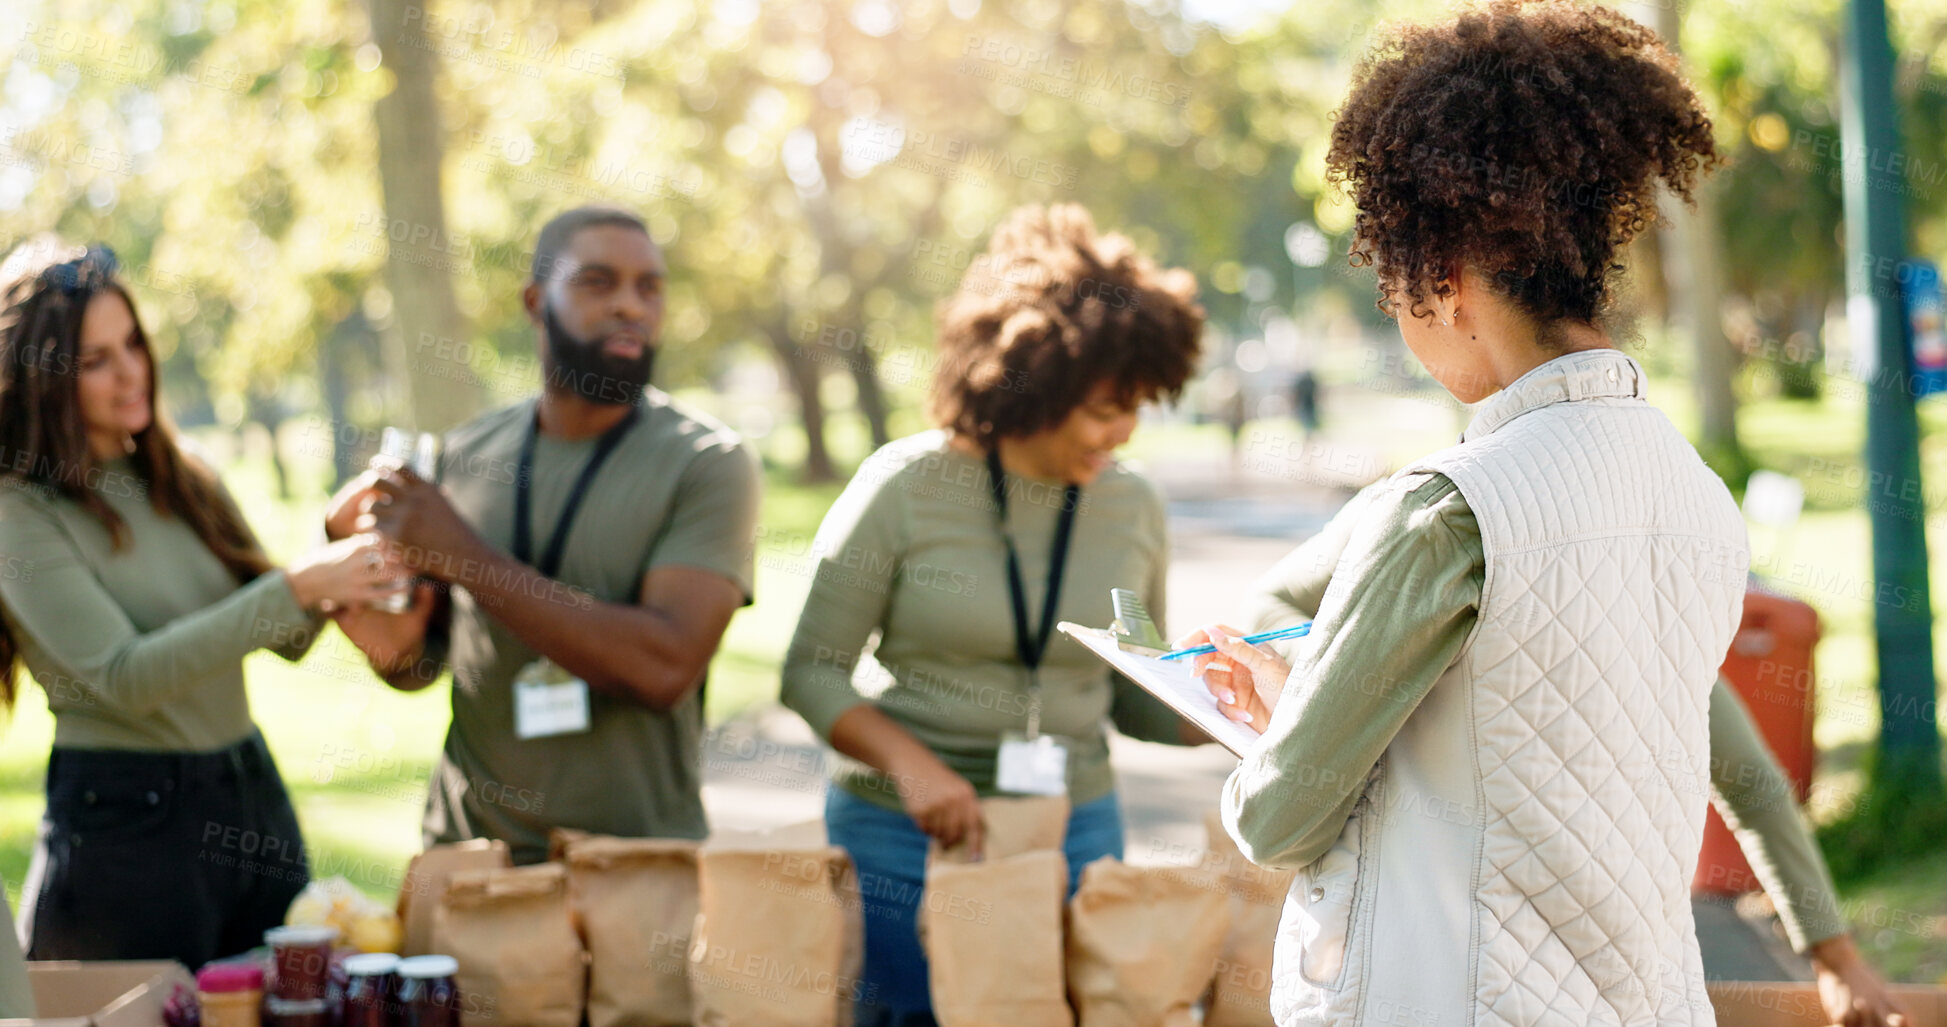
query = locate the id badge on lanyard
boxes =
[997,673,1069,796]
[987,450,1080,797]
[513,658,591,739]
[506,400,637,743]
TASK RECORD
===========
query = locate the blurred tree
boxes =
[362,0,481,432]
[0,0,396,474]
[1654,3,1748,484]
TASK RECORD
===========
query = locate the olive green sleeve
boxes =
[210,472,327,662]
[1239,482,1387,661]
[1223,473,1483,869]
[0,886,32,1018]
[648,436,763,604]
[0,492,315,717]
[1706,677,1848,952]
[779,463,907,740]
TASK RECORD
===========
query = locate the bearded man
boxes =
[325,206,761,862]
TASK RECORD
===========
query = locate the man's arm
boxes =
[364,439,759,712]
[456,557,742,711]
[330,581,450,692]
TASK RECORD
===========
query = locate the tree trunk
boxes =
[1778,291,1825,400]
[1628,230,1669,328]
[805,125,891,451]
[248,391,292,500]
[322,312,376,490]
[844,340,892,451]
[765,320,836,482]
[364,0,480,433]
[1652,3,1744,477]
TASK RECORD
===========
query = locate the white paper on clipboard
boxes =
[1058,621,1261,758]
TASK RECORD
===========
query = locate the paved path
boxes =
[702,446,1810,983]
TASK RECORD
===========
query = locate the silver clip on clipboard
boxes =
[1108,587,1168,656]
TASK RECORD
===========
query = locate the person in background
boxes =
[0,238,402,966]
[1290,366,1319,443]
[781,204,1206,1027]
[1229,483,1911,1027]
[1186,4,1758,1023]
[324,205,761,865]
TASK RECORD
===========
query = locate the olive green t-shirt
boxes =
[1239,477,1847,952]
[780,431,1188,811]
[424,390,761,865]
[0,456,322,752]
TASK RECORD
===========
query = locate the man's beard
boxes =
[542,302,655,406]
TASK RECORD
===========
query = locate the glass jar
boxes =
[262,998,329,1027]
[339,953,400,1027]
[196,963,263,1027]
[264,926,339,1002]
[395,956,460,1027]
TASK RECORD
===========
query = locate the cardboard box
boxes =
[0,962,194,1027]
[1709,980,1947,1026]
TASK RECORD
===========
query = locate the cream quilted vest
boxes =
[1270,349,1749,1026]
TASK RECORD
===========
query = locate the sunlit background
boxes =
[3,0,1946,983]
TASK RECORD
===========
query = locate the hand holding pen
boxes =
[1159,622,1311,660]
[1177,624,1297,734]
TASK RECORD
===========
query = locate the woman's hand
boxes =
[332,581,440,679]
[1812,933,1910,1027]
[1181,623,1292,735]
[284,533,407,612]
[891,751,984,857]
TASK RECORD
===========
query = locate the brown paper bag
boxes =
[547,826,594,862]
[1200,812,1297,1027]
[562,837,699,1027]
[702,818,830,851]
[933,796,1071,864]
[919,849,1072,1027]
[1066,858,1230,1027]
[397,838,511,957]
[433,862,585,1027]
[689,846,864,1027]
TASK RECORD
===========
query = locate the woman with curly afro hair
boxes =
[1185,3,1797,1023]
[781,203,1206,1025]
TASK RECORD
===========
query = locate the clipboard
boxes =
[1059,620,1262,758]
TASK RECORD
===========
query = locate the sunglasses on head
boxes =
[40,245,120,296]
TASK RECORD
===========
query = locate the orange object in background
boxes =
[1693,590,1822,896]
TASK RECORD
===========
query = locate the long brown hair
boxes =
[0,239,273,709]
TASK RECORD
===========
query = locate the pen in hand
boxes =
[1159,622,1312,660]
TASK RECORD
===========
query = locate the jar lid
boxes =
[262,998,331,1013]
[397,955,458,978]
[264,925,339,947]
[196,963,264,992]
[342,953,401,976]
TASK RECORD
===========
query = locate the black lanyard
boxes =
[986,449,1081,676]
[513,400,640,579]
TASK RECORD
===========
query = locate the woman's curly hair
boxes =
[1326,0,1719,334]
[929,204,1204,444]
